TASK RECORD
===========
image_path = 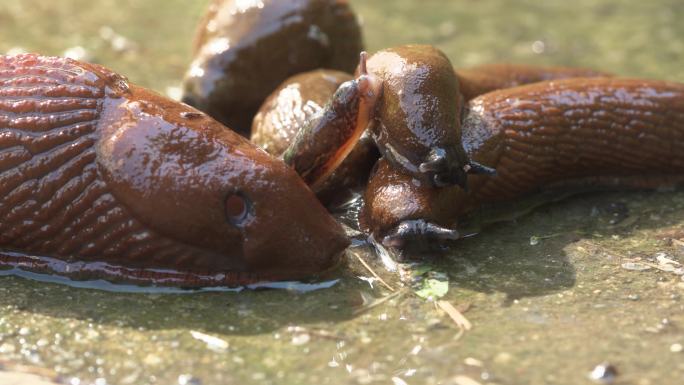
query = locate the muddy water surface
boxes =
[1,1,684,384]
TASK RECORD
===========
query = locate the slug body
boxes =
[182,0,364,136]
[0,54,349,286]
[362,77,684,246]
[456,63,611,101]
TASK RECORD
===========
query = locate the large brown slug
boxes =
[362,77,684,246]
[0,54,349,286]
[182,0,364,136]
[364,46,612,190]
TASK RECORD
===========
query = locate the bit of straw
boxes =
[353,289,406,316]
[286,326,346,341]
[351,250,395,292]
[436,300,472,334]
[452,375,483,385]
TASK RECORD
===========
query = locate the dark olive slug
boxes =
[360,158,462,246]
[361,77,684,246]
[0,54,349,286]
[182,0,364,136]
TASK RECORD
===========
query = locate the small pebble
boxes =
[189,330,229,352]
[178,374,202,385]
[6,47,27,55]
[670,343,683,353]
[63,46,91,62]
[291,333,310,346]
[493,352,512,364]
[143,354,162,366]
[589,362,617,384]
[621,262,651,271]
[531,40,546,54]
[452,375,483,385]
[464,357,483,367]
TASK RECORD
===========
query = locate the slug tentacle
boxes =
[381,219,460,248]
[465,160,497,176]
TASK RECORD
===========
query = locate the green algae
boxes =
[1,0,684,384]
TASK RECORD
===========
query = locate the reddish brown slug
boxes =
[0,54,349,286]
[363,46,612,190]
[362,77,684,246]
[182,0,364,136]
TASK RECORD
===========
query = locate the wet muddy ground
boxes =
[1,1,684,384]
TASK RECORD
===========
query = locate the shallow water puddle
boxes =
[2,1,684,384]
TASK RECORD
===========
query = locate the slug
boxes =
[251,69,353,156]
[282,53,382,191]
[0,54,349,286]
[362,77,684,246]
[182,0,364,136]
[364,45,612,190]
[252,61,382,205]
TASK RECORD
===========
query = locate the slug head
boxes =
[251,69,354,156]
[364,45,474,189]
[284,52,383,189]
[360,159,464,247]
[97,85,348,280]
